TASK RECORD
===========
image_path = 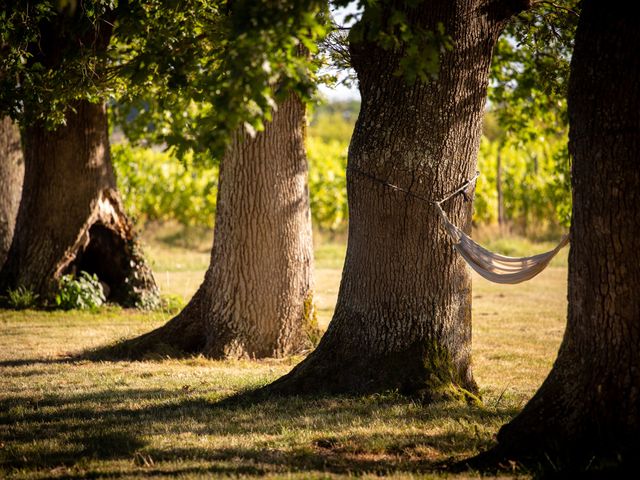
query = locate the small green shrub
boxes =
[160,294,185,315]
[6,286,39,310]
[55,272,106,310]
[131,287,162,311]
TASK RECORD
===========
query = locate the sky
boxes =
[318,83,359,102]
[319,2,361,102]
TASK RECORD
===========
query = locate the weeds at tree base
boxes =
[3,285,40,310]
[56,271,106,310]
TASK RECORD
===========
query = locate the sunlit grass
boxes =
[0,228,568,479]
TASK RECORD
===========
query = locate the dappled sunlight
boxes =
[0,239,567,478]
[1,356,516,477]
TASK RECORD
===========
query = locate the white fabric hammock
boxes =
[349,167,569,284]
[435,203,569,284]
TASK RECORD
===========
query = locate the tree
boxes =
[0,0,325,308]
[92,1,328,359]
[1,101,158,306]
[109,93,318,358]
[0,3,158,306]
[261,0,530,398]
[475,0,640,471]
[0,116,23,268]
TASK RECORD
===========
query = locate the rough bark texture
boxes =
[0,101,158,307]
[484,0,640,471]
[0,116,24,268]
[106,94,316,359]
[262,0,528,398]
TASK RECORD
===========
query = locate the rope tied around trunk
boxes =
[347,166,569,284]
[347,166,478,206]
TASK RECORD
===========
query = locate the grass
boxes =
[0,227,569,479]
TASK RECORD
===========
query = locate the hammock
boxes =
[350,167,570,284]
[434,202,569,284]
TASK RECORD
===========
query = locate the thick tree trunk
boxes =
[201,95,316,358]
[262,0,528,398]
[0,101,158,307]
[0,116,24,268]
[482,1,640,471]
[105,94,317,359]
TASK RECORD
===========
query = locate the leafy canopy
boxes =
[0,0,330,157]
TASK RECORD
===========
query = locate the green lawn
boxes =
[0,231,569,479]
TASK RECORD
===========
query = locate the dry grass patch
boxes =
[0,235,567,479]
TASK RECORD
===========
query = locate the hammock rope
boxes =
[348,167,569,284]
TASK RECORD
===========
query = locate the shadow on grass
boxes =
[75,320,212,362]
[0,380,519,477]
[78,340,198,363]
[0,357,76,368]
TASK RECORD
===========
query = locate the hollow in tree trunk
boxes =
[260,0,530,399]
[0,116,23,268]
[0,101,158,307]
[478,0,640,471]
[103,94,317,359]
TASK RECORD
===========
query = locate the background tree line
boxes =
[113,102,570,237]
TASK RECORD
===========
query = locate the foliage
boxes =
[5,286,40,310]
[55,271,106,310]
[474,135,571,233]
[485,0,579,224]
[307,137,349,232]
[0,0,117,126]
[305,100,355,233]
[130,287,162,312]
[308,100,359,143]
[112,143,218,227]
[159,294,186,315]
[110,0,331,159]
[1,1,330,158]
[326,0,453,84]
[490,1,579,140]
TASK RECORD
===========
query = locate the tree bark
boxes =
[482,0,640,470]
[0,101,158,307]
[0,116,23,268]
[261,0,529,399]
[104,93,317,359]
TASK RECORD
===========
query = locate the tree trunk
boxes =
[104,94,317,359]
[0,101,158,307]
[483,0,640,470]
[0,116,23,268]
[261,0,528,399]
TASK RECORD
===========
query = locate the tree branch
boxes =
[532,1,579,17]
[485,0,533,23]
